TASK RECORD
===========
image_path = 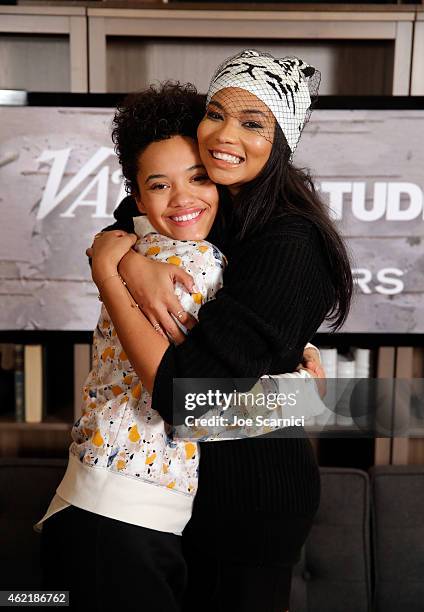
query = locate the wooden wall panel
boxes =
[0,34,70,92]
[106,38,394,95]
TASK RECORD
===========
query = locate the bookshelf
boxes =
[0,331,89,458]
[1,330,423,470]
[315,336,424,469]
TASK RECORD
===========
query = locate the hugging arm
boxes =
[92,211,329,424]
[150,227,333,425]
[92,198,196,342]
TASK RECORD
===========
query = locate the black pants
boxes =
[40,505,187,612]
[181,544,292,612]
[181,513,315,612]
[41,507,312,612]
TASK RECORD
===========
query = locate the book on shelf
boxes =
[0,343,16,419]
[353,347,372,379]
[0,340,76,426]
[411,349,424,426]
[14,344,24,422]
[373,346,423,465]
[336,353,356,427]
[313,346,373,431]
[374,347,395,465]
[315,347,337,427]
[392,346,414,464]
[24,344,43,423]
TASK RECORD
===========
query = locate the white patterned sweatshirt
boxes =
[34,216,321,536]
[35,216,226,535]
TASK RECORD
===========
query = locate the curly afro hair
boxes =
[112,81,205,197]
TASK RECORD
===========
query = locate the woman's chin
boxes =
[206,168,240,187]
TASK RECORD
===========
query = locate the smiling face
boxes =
[135,135,219,241]
[197,87,275,195]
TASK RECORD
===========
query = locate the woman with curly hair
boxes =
[83,50,352,612]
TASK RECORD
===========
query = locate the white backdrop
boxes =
[0,106,423,332]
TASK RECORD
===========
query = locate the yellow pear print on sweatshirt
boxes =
[131,383,142,400]
[128,424,141,443]
[185,443,196,460]
[145,452,156,465]
[111,385,123,397]
[192,293,203,305]
[119,350,128,362]
[162,463,169,474]
[167,481,176,489]
[92,429,104,447]
[146,246,161,256]
[167,256,181,266]
[116,459,126,470]
[198,245,209,254]
[123,374,133,385]
[101,346,115,362]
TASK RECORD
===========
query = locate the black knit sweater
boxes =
[102,198,335,530]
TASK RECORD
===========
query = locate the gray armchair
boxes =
[370,465,424,612]
[290,468,372,612]
[2,458,424,612]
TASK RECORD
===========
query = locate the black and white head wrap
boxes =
[206,49,321,159]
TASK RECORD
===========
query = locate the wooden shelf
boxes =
[307,424,364,432]
[0,417,72,432]
[306,426,375,438]
[405,429,424,438]
[0,417,72,457]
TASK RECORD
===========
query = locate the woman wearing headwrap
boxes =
[86,50,353,611]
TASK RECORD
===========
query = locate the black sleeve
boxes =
[103,196,141,233]
[88,196,140,268]
[152,224,333,424]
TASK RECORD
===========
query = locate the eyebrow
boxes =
[144,164,205,183]
[209,100,267,117]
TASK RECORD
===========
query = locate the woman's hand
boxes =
[298,345,327,399]
[117,249,198,344]
[87,230,137,286]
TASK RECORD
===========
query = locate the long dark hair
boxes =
[227,125,353,332]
